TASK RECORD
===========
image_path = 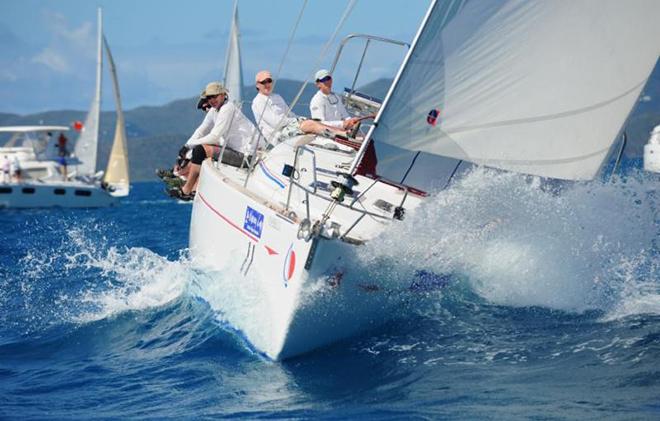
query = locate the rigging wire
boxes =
[285,0,358,114]
[244,0,309,181]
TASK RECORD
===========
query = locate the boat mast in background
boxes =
[74,7,103,178]
[223,0,243,106]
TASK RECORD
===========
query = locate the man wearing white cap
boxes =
[251,70,347,145]
[171,81,263,199]
[310,69,359,130]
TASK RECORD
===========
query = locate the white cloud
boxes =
[28,10,95,75]
[47,11,94,50]
[32,47,71,73]
[0,69,17,82]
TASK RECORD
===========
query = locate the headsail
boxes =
[223,0,243,106]
[370,0,660,181]
[74,8,103,177]
[102,34,130,196]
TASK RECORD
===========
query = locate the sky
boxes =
[0,0,429,115]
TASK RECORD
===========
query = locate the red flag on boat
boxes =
[72,121,84,132]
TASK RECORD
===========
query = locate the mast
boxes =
[223,0,243,106]
[74,7,103,176]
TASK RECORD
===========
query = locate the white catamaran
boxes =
[0,8,129,209]
[188,0,660,360]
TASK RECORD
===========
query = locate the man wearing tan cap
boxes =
[251,70,347,145]
[170,81,264,200]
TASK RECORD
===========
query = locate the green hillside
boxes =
[0,79,318,181]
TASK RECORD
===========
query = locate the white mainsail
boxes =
[370,0,660,181]
[102,35,130,196]
[74,7,103,177]
[223,0,243,105]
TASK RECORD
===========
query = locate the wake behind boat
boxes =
[0,8,129,209]
[188,0,660,360]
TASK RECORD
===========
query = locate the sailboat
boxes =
[74,7,130,198]
[187,0,660,360]
[0,8,128,209]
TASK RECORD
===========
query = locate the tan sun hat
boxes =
[205,81,227,96]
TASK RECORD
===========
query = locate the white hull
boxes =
[0,181,117,208]
[190,137,426,359]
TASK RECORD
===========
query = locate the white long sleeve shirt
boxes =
[251,93,297,143]
[309,91,350,128]
[186,101,262,153]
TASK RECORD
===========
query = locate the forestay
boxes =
[370,0,660,180]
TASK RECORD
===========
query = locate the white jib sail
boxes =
[102,34,130,195]
[224,0,243,106]
[371,0,660,181]
[74,7,103,177]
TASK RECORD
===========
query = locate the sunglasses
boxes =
[317,76,332,83]
[258,78,273,85]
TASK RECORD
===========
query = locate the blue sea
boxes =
[1,166,658,420]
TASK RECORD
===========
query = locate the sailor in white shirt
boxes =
[177,81,263,197]
[309,69,360,130]
[251,70,348,145]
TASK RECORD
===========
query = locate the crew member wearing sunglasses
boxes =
[169,81,264,200]
[310,70,378,177]
[310,69,360,131]
[251,70,348,145]
[196,88,212,113]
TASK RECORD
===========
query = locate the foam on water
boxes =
[7,223,190,331]
[359,168,659,319]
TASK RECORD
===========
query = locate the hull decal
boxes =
[198,192,259,243]
[240,242,256,275]
[259,161,286,189]
[243,243,256,275]
[264,245,279,255]
[282,244,296,287]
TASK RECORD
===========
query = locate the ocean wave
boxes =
[358,167,659,319]
[7,222,190,332]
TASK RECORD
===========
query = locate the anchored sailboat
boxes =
[188,0,660,359]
